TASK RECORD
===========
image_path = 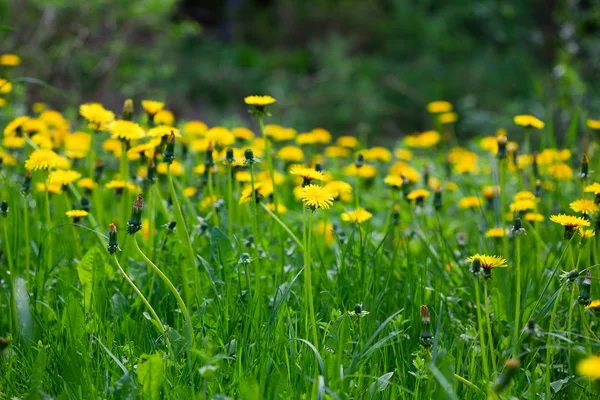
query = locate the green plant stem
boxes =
[133,235,195,349]
[483,281,497,373]
[23,195,30,283]
[545,284,565,398]
[474,277,490,381]
[513,236,522,358]
[207,168,217,226]
[304,209,318,347]
[119,140,129,232]
[166,165,198,304]
[227,164,233,238]
[257,116,278,211]
[454,374,485,396]
[112,254,174,356]
[44,179,52,285]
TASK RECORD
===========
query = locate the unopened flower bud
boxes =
[163,132,176,164]
[419,305,433,348]
[126,194,144,235]
[535,180,542,198]
[578,269,592,306]
[21,170,32,195]
[433,186,442,211]
[147,157,156,183]
[497,135,508,159]
[122,98,134,121]
[494,359,520,393]
[580,155,589,180]
[471,257,481,275]
[108,224,121,254]
[225,148,235,164]
[94,159,104,182]
[355,154,364,169]
[0,200,8,217]
[81,196,91,212]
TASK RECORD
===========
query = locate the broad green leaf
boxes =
[137,353,165,400]
[77,246,105,312]
[62,293,85,340]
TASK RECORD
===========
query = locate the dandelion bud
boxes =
[471,257,481,275]
[225,148,235,164]
[512,216,526,236]
[94,159,104,182]
[21,170,32,195]
[578,269,592,306]
[81,196,91,212]
[315,163,323,174]
[419,305,433,348]
[494,359,520,393]
[122,98,134,121]
[244,148,257,166]
[457,231,466,247]
[532,152,539,178]
[423,165,430,185]
[126,194,144,235]
[497,135,508,159]
[107,224,121,254]
[580,155,589,180]
[535,180,542,198]
[0,200,8,218]
[522,318,540,338]
[163,132,176,164]
[165,221,177,234]
[239,252,252,265]
[401,175,410,199]
[433,186,442,211]
[355,154,364,169]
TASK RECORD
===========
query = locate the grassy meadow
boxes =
[1,56,600,399]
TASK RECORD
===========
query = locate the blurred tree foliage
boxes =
[1,0,599,142]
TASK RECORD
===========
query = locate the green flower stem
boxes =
[483,281,497,373]
[119,140,129,233]
[167,165,198,304]
[257,116,278,212]
[454,374,485,396]
[474,276,490,381]
[304,209,318,346]
[249,164,261,296]
[512,235,522,358]
[133,235,195,349]
[207,168,218,226]
[23,195,31,285]
[260,202,304,251]
[44,177,52,286]
[545,284,565,398]
[227,164,234,238]
[147,183,155,258]
[112,254,174,357]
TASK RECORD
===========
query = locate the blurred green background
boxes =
[1,0,599,142]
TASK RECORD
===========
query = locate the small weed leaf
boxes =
[137,353,165,400]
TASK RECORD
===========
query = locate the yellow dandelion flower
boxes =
[0,53,20,66]
[384,175,403,189]
[141,100,164,116]
[0,79,12,94]
[570,199,598,215]
[64,132,92,159]
[394,148,413,161]
[485,227,508,238]
[341,208,373,223]
[427,101,453,114]
[514,115,544,129]
[183,187,197,198]
[232,127,255,141]
[0,98,6,107]
[36,182,63,194]
[300,184,334,210]
[49,169,81,186]
[525,212,544,222]
[323,180,352,201]
[407,189,430,201]
[154,109,174,126]
[510,199,537,213]
[66,210,89,219]
[479,136,499,154]
[183,121,208,137]
[586,119,600,130]
[344,163,377,179]
[78,178,98,191]
[205,126,235,148]
[584,182,600,195]
[103,138,123,157]
[362,147,392,163]
[579,228,595,240]
[445,182,459,192]
[312,128,332,144]
[551,214,590,229]
[577,355,600,379]
[296,132,318,145]
[337,136,359,148]
[289,164,323,183]
[4,116,30,137]
[547,163,573,180]
[482,186,500,200]
[585,300,600,315]
[404,130,440,148]
[387,162,419,183]
[79,103,115,131]
[109,120,145,141]
[439,112,458,124]
[235,171,251,182]
[266,203,287,214]
[239,181,274,204]
[277,146,304,163]
[459,196,482,209]
[33,102,46,113]
[25,149,59,171]
[244,95,276,106]
[466,254,508,269]
[325,146,351,158]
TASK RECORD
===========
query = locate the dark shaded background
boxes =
[1,0,599,143]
